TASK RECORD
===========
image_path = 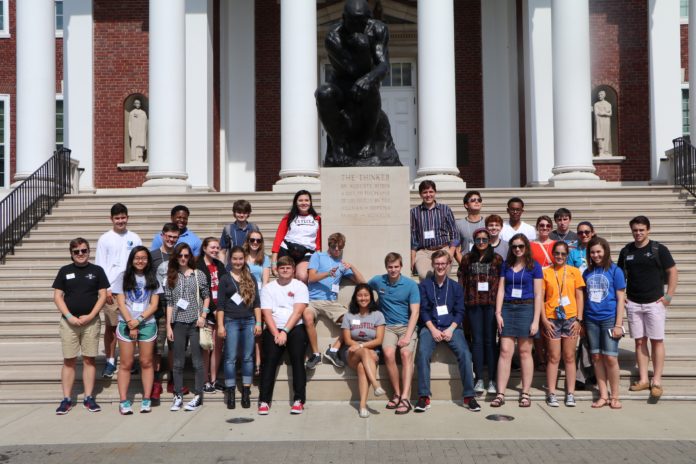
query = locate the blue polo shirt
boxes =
[308,252,354,301]
[150,228,203,257]
[368,274,420,325]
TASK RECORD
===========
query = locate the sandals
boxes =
[519,392,531,408]
[490,393,505,408]
[610,397,623,409]
[386,395,401,410]
[395,398,413,415]
[591,397,609,408]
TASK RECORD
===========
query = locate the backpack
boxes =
[619,240,665,285]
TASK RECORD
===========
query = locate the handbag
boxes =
[285,241,310,261]
[193,270,214,350]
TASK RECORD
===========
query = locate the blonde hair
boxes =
[230,246,257,306]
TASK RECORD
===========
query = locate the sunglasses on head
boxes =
[72,248,89,255]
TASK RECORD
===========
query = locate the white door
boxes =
[320,61,418,180]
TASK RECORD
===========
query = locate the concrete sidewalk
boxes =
[0,399,694,446]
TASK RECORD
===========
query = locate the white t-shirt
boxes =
[500,221,536,242]
[111,273,163,323]
[282,215,320,250]
[260,279,309,329]
[95,229,142,287]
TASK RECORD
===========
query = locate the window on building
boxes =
[682,0,689,19]
[55,0,63,34]
[0,96,8,188]
[382,62,413,88]
[0,0,9,38]
[683,88,690,135]
[56,98,64,151]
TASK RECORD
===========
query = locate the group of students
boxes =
[52,183,677,417]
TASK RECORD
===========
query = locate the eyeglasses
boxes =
[577,230,592,236]
[433,262,449,267]
[248,238,262,244]
[178,253,190,258]
[511,244,525,250]
[553,252,568,257]
[72,248,89,255]
[133,257,148,262]
[474,238,489,244]
[508,208,523,213]
[468,198,482,203]
[329,245,344,250]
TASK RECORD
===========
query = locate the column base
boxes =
[273,175,321,193]
[412,173,466,191]
[548,170,605,188]
[141,177,191,192]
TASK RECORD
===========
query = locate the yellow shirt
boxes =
[542,265,585,319]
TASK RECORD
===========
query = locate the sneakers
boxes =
[258,402,270,415]
[55,398,72,415]
[374,387,386,397]
[170,394,184,412]
[414,396,431,413]
[102,361,116,379]
[290,400,304,414]
[487,381,497,395]
[546,393,560,407]
[463,397,481,412]
[119,400,134,415]
[140,399,152,413]
[213,380,226,392]
[203,382,216,394]
[359,408,370,418]
[184,394,203,411]
[83,396,101,412]
[323,347,345,368]
[474,379,485,395]
[565,393,576,407]
[305,353,322,370]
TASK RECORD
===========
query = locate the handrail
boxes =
[0,148,73,263]
[672,136,696,198]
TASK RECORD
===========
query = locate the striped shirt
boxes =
[165,269,210,323]
[410,202,459,250]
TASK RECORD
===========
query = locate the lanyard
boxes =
[229,272,240,294]
[553,265,567,305]
[511,267,525,292]
[432,278,449,306]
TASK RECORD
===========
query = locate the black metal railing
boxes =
[0,148,73,263]
[672,136,696,198]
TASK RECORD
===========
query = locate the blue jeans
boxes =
[467,304,498,382]
[223,317,255,387]
[416,327,475,398]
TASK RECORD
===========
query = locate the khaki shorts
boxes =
[382,325,418,353]
[59,316,101,359]
[308,300,347,325]
[102,300,120,326]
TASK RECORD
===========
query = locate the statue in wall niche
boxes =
[128,99,148,162]
[593,90,613,156]
[315,0,402,167]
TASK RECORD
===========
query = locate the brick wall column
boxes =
[13,0,55,185]
[273,0,320,192]
[414,0,465,191]
[549,0,602,187]
[142,0,189,190]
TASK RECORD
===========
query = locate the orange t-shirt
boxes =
[542,265,585,319]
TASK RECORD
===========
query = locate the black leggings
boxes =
[259,326,308,405]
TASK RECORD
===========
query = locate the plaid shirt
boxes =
[410,202,459,250]
[165,269,210,323]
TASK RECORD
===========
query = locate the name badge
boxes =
[626,255,634,261]
[331,284,340,294]
[424,230,435,240]
[351,319,360,326]
[66,273,75,280]
[511,288,522,298]
[212,290,218,300]
[132,302,145,313]
[478,282,489,292]
[560,296,571,307]
[590,290,602,303]
[176,298,189,310]
[231,293,243,305]
[436,305,449,316]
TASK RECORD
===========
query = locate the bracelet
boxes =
[664,294,672,302]
[281,327,290,334]
[136,316,144,323]
[255,322,262,326]
[202,307,210,314]
[64,313,75,320]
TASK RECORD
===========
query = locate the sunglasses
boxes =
[553,252,568,257]
[577,230,592,236]
[537,224,552,229]
[178,253,191,258]
[468,198,482,203]
[474,238,489,244]
[72,248,89,255]
[511,244,525,250]
[248,238,262,244]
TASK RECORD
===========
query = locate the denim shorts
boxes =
[584,317,619,357]
[545,317,577,340]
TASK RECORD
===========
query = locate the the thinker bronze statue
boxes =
[315,0,402,167]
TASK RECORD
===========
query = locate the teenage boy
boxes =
[500,197,536,242]
[415,250,480,412]
[485,214,509,258]
[410,180,459,280]
[305,232,366,369]
[618,216,678,399]
[95,203,142,379]
[368,253,420,414]
[151,205,202,256]
[53,238,109,414]
[219,199,259,268]
[455,190,485,264]
[549,208,578,244]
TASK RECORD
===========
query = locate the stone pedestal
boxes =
[320,167,411,279]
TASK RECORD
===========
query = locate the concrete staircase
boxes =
[1,186,694,403]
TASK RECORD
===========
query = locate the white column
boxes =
[482,0,520,187]
[143,0,189,190]
[63,0,94,192]
[549,0,601,187]
[522,0,555,186]
[221,0,255,192]
[649,0,682,182]
[185,0,214,191]
[415,0,464,190]
[690,0,696,140]
[14,0,55,184]
[274,0,319,192]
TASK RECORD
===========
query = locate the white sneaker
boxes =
[184,394,202,411]
[474,379,485,394]
[170,395,183,412]
[487,381,497,395]
[359,408,370,418]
